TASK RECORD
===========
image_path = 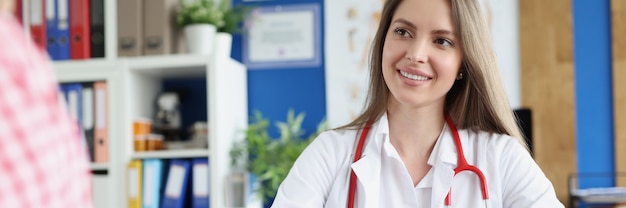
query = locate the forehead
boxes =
[391,0,455,30]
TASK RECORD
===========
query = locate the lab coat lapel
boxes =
[350,136,381,208]
[429,123,458,208]
[350,116,385,208]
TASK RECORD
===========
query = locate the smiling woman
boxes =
[382,0,463,113]
[381,0,464,191]
[270,0,563,207]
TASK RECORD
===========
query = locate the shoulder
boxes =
[287,128,359,181]
[461,129,530,160]
[307,128,359,154]
[464,129,525,148]
[298,128,361,170]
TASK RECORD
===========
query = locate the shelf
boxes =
[51,51,246,207]
[53,59,119,82]
[126,54,213,78]
[127,54,213,69]
[90,163,109,171]
[130,149,210,159]
[53,58,116,70]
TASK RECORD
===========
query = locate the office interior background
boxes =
[14,0,623,207]
[233,0,624,206]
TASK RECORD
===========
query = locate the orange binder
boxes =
[127,160,143,208]
[93,81,108,163]
[70,0,91,59]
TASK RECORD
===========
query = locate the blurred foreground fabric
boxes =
[0,14,92,208]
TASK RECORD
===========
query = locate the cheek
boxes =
[382,42,403,68]
[434,53,463,76]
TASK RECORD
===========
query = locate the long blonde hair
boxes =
[340,0,527,147]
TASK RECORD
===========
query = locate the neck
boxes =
[386,101,445,158]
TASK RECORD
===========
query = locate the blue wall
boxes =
[232,0,326,137]
[573,0,614,188]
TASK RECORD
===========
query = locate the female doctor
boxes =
[272,0,563,207]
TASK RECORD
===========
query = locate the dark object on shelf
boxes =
[90,0,106,58]
[154,90,184,141]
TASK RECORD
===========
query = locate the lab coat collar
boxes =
[371,113,389,149]
[428,122,458,166]
[429,121,461,207]
[350,114,460,208]
[350,114,387,208]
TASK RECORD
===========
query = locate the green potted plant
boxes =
[217,0,252,34]
[176,0,225,54]
[215,0,253,59]
[230,110,328,206]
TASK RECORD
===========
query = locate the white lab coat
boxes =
[272,114,564,208]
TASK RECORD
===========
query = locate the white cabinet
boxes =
[54,54,247,208]
[54,60,124,208]
[122,54,248,208]
[50,0,247,207]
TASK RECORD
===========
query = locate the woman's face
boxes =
[382,0,463,110]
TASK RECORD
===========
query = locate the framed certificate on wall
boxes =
[243,4,322,69]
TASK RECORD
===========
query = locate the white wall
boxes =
[480,0,521,109]
[324,0,384,128]
[324,0,521,128]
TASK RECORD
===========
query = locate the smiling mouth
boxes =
[399,70,431,81]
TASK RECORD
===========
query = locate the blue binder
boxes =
[161,159,191,208]
[46,0,58,59]
[56,0,70,60]
[59,83,83,131]
[192,158,209,208]
[46,0,70,60]
[142,159,165,208]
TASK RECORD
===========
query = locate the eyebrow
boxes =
[392,18,456,36]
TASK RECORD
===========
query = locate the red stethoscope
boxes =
[347,114,489,208]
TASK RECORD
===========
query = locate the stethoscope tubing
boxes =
[347,114,489,208]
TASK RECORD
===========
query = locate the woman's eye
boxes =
[435,38,453,46]
[393,28,411,38]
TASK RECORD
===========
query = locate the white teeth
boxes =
[400,71,430,81]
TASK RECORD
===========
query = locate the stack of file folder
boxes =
[127,158,210,208]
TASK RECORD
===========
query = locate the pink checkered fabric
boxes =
[0,14,92,208]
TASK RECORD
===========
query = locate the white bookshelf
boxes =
[50,0,248,206]
[90,163,110,171]
[123,55,247,208]
[55,54,247,208]
[54,60,124,208]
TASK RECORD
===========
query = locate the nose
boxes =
[405,39,428,64]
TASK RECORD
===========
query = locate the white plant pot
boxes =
[184,24,217,55]
[215,32,233,60]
